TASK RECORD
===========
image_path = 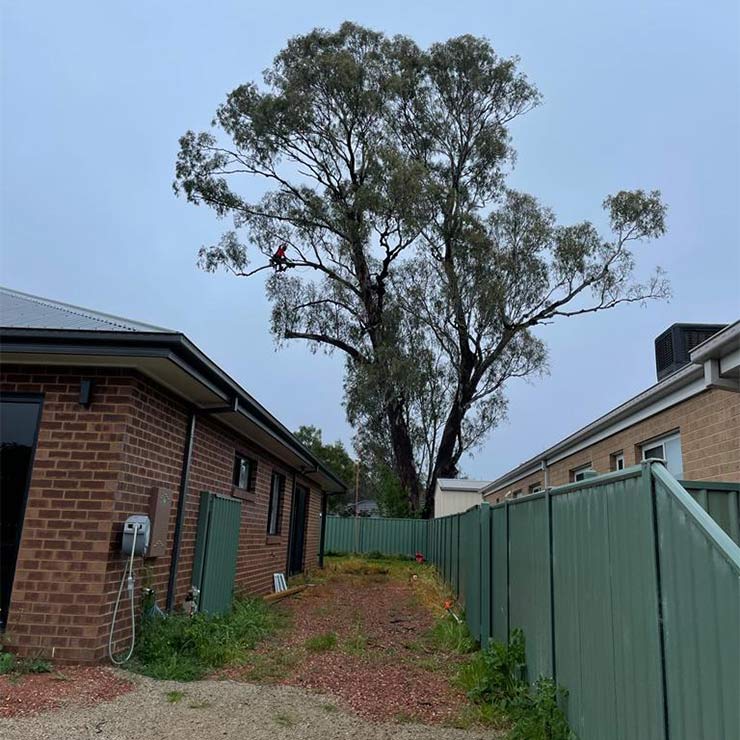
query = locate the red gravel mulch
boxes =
[232,561,471,725]
[0,666,134,718]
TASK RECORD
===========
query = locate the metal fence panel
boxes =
[324,516,426,557]
[192,492,242,614]
[654,466,740,740]
[508,495,552,683]
[323,466,740,740]
[552,471,666,740]
[680,480,740,546]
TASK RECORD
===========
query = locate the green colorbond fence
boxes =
[325,515,427,557]
[324,464,740,740]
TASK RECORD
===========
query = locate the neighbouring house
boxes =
[434,478,491,517]
[484,322,740,503]
[344,499,380,517]
[0,287,345,663]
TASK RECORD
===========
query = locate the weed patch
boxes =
[273,712,297,727]
[425,614,477,655]
[305,632,337,651]
[130,597,277,681]
[0,651,52,676]
[166,690,185,704]
[456,629,575,739]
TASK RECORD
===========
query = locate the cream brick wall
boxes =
[485,387,740,503]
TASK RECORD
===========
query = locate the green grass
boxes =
[129,597,277,681]
[0,651,53,676]
[273,712,297,727]
[304,632,337,652]
[454,629,575,739]
[166,690,185,703]
[424,614,477,655]
[243,648,302,682]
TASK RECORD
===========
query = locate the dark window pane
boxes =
[1,399,42,628]
[267,473,284,535]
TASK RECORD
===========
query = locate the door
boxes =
[192,492,242,614]
[0,396,42,629]
[289,485,308,575]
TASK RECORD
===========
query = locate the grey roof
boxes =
[0,286,173,333]
[436,478,491,492]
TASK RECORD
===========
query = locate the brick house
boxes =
[0,287,345,662]
[484,322,740,502]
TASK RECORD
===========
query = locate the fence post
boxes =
[505,500,511,641]
[480,503,491,649]
[546,488,556,680]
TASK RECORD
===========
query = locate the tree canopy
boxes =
[176,22,669,517]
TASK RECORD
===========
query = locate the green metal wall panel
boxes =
[491,505,508,643]
[324,466,740,740]
[552,471,665,740]
[654,466,740,740]
[681,480,740,545]
[192,492,242,614]
[508,495,552,683]
[324,516,427,558]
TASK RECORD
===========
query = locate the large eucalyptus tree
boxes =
[175,22,668,516]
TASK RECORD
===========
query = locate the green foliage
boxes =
[459,630,575,739]
[176,22,669,519]
[294,425,356,513]
[466,628,527,705]
[130,597,276,681]
[0,651,15,674]
[166,690,185,704]
[509,678,575,740]
[372,463,413,518]
[426,614,477,655]
[304,632,337,651]
[0,651,52,676]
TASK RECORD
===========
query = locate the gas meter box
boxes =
[122,515,151,556]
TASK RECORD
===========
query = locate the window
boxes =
[611,452,625,472]
[529,482,543,494]
[267,472,285,535]
[641,432,683,478]
[571,464,593,482]
[232,453,256,491]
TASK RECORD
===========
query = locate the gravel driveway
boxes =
[1,674,493,740]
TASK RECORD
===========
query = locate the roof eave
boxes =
[0,328,347,494]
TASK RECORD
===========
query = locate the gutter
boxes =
[481,362,705,497]
[0,328,347,493]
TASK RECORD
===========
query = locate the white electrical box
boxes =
[122,515,151,556]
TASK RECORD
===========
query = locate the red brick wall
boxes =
[2,365,327,663]
[1,367,129,662]
[485,387,740,503]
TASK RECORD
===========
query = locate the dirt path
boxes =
[1,675,490,740]
[225,557,478,725]
[2,558,501,738]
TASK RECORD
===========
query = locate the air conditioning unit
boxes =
[654,323,726,381]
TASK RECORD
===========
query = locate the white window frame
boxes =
[613,453,625,471]
[572,464,593,482]
[529,483,544,494]
[641,432,683,478]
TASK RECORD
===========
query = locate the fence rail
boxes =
[324,465,740,740]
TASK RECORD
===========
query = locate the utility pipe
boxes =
[166,410,196,612]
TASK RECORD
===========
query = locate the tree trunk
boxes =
[385,398,422,514]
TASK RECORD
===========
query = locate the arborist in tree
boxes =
[270,244,290,272]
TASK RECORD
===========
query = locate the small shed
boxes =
[434,478,491,518]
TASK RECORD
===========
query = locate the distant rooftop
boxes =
[0,286,173,333]
[436,479,491,492]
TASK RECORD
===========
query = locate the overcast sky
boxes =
[2,1,739,480]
